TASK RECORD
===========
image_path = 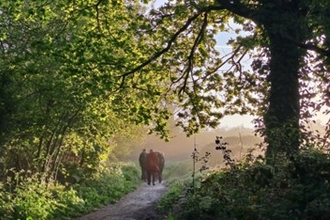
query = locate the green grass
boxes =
[162,159,194,185]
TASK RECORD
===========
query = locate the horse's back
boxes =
[146,152,160,172]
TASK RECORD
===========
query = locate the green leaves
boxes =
[0,0,171,179]
[1,0,330,181]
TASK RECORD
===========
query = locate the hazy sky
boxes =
[218,114,254,128]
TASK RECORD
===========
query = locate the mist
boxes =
[130,126,263,166]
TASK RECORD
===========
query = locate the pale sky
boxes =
[218,115,255,129]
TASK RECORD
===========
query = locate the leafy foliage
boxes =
[0,0,170,183]
[0,162,140,220]
[1,0,330,218]
[123,0,330,159]
[164,147,330,220]
[1,0,329,183]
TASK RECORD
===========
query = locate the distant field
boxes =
[129,127,263,169]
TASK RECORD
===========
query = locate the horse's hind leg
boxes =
[147,171,151,185]
[158,172,162,183]
[152,173,156,186]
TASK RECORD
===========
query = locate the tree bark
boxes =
[260,4,307,160]
[263,32,302,159]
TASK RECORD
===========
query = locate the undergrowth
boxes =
[159,144,330,220]
[0,162,140,220]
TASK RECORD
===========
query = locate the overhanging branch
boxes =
[118,12,202,89]
[118,4,226,89]
[178,12,209,95]
[298,42,330,58]
[216,0,256,20]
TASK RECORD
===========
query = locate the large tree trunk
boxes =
[264,32,301,160]
[261,5,307,161]
[216,1,309,160]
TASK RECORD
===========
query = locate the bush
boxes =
[0,182,14,219]
[172,148,330,220]
[0,162,141,220]
[73,163,140,215]
[158,181,186,212]
[1,173,65,220]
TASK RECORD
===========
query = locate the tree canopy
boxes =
[127,0,330,161]
[0,0,166,180]
[0,0,329,180]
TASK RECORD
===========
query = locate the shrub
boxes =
[0,162,141,220]
[10,174,60,220]
[158,181,186,212]
[173,148,330,220]
[0,182,14,219]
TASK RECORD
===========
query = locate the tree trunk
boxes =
[261,7,307,161]
[216,1,309,160]
[264,33,301,160]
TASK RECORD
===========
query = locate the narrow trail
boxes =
[74,182,167,220]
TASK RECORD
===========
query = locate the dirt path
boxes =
[74,182,167,220]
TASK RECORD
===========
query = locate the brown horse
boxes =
[156,152,165,183]
[145,150,165,185]
[139,149,147,181]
